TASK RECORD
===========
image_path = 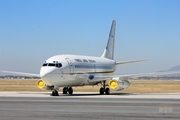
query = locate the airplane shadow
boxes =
[17,92,135,96]
[60,92,135,96]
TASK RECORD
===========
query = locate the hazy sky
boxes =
[0,0,180,75]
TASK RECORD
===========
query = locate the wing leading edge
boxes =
[1,70,40,77]
[88,71,180,82]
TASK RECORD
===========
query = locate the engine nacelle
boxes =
[36,80,54,90]
[108,78,130,91]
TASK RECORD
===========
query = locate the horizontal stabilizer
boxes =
[116,59,150,65]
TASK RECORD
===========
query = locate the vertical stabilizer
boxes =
[101,20,116,60]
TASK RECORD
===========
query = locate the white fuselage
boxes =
[40,54,116,87]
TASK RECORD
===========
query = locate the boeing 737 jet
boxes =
[2,20,180,96]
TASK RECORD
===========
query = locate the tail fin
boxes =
[101,20,116,60]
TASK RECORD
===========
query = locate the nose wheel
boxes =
[51,90,59,96]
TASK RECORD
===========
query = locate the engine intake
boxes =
[36,80,53,90]
[108,78,130,91]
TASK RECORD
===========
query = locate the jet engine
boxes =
[108,77,130,91]
[36,80,53,90]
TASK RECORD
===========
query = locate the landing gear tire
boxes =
[100,88,104,95]
[51,91,55,96]
[99,81,110,95]
[68,87,73,95]
[63,87,68,94]
[51,90,59,96]
[105,88,110,94]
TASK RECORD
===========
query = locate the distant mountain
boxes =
[167,65,180,71]
[159,65,180,77]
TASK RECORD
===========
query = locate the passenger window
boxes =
[75,59,82,62]
[89,60,95,63]
[83,59,88,62]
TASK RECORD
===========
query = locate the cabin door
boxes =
[65,58,74,75]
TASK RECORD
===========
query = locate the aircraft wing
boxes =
[88,71,180,82]
[1,70,40,77]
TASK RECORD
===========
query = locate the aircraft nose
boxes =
[40,67,54,78]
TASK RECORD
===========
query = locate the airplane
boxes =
[2,20,180,96]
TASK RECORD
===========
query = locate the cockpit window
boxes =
[56,63,62,68]
[42,63,48,66]
[48,63,55,66]
[42,63,62,68]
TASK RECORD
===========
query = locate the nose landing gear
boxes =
[51,90,59,96]
[51,87,74,96]
[51,86,59,96]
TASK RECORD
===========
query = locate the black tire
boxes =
[51,90,55,96]
[51,90,59,96]
[68,87,73,95]
[99,88,104,95]
[105,88,110,95]
[63,87,68,94]
[55,90,59,96]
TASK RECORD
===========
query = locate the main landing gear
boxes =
[99,81,110,95]
[62,87,73,95]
